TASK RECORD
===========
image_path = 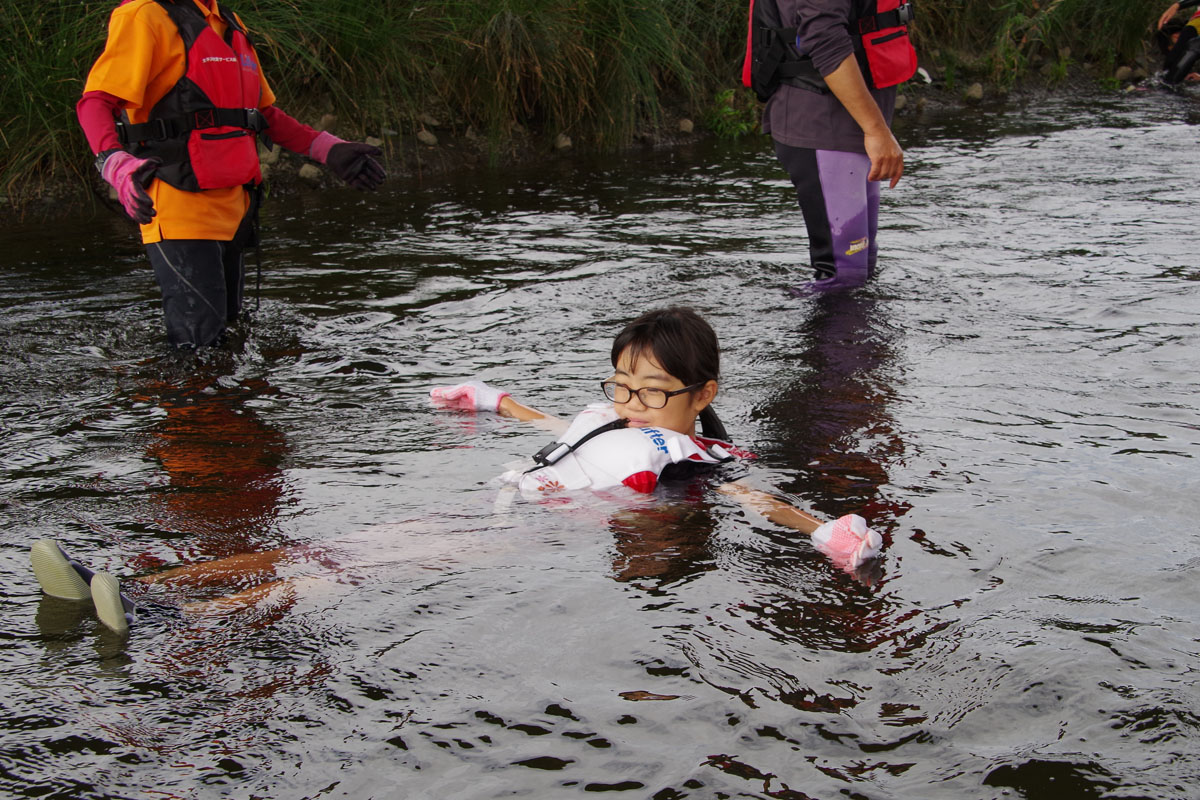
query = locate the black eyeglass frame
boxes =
[600,379,705,409]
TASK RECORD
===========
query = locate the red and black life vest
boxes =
[118,0,266,191]
[742,0,918,101]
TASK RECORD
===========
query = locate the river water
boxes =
[2,90,1198,799]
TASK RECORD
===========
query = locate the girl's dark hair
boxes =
[610,307,728,440]
[610,306,720,385]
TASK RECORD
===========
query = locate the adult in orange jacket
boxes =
[79,0,385,348]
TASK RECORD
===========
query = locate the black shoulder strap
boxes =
[218,5,252,45]
[153,0,208,46]
[525,418,630,473]
[751,0,829,97]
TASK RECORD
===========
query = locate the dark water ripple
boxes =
[2,91,1199,798]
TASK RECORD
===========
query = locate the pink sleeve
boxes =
[260,105,321,155]
[76,90,124,155]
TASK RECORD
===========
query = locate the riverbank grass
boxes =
[0,0,1169,206]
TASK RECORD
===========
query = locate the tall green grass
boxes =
[913,0,1163,84]
[1,1,111,197]
[0,0,746,201]
[0,0,1171,203]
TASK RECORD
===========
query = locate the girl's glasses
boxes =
[600,380,703,409]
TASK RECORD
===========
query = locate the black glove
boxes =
[326,142,386,191]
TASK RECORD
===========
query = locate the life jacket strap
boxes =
[857,2,915,35]
[527,418,630,472]
[117,107,268,145]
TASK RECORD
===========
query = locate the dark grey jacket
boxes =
[762,0,896,153]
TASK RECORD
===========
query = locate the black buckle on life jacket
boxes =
[858,3,914,35]
[116,117,171,145]
[244,107,262,132]
[532,441,573,468]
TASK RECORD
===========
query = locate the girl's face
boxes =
[608,346,717,436]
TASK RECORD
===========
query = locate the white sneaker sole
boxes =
[31,540,91,601]
[91,572,130,634]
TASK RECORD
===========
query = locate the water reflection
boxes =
[4,91,1200,799]
[139,376,291,564]
[608,500,717,586]
[757,292,907,526]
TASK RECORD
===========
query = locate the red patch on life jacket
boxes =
[622,471,659,494]
[741,0,756,89]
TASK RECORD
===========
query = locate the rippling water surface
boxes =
[2,91,1198,799]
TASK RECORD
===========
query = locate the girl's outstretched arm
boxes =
[716,480,823,534]
[431,380,567,432]
[717,480,882,570]
[497,395,550,422]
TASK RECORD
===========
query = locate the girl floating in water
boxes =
[430,306,881,563]
[31,307,882,633]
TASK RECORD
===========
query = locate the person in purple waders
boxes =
[756,0,912,293]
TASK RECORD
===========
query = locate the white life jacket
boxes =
[505,405,734,497]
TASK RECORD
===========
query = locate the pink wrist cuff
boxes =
[308,131,346,164]
[100,150,135,185]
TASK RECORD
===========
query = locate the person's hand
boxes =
[810,514,882,570]
[308,131,386,190]
[430,380,510,413]
[99,150,159,224]
[326,141,386,190]
[864,128,904,188]
[1159,3,1181,30]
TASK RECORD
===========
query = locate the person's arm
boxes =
[1160,2,1200,28]
[823,54,904,188]
[259,105,386,191]
[497,395,551,422]
[76,90,124,154]
[794,0,904,187]
[717,480,823,533]
[716,480,883,570]
[1160,3,1181,29]
[431,380,567,432]
[76,90,159,224]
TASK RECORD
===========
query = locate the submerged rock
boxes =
[298,163,323,184]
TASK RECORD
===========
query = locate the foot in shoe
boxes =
[31,539,92,601]
[91,572,132,634]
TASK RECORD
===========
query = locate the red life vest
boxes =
[742,0,917,100]
[118,0,265,191]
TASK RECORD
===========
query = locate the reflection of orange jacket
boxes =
[146,391,288,560]
[83,0,275,243]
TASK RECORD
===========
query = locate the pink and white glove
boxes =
[430,380,510,413]
[99,150,160,224]
[811,514,882,570]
